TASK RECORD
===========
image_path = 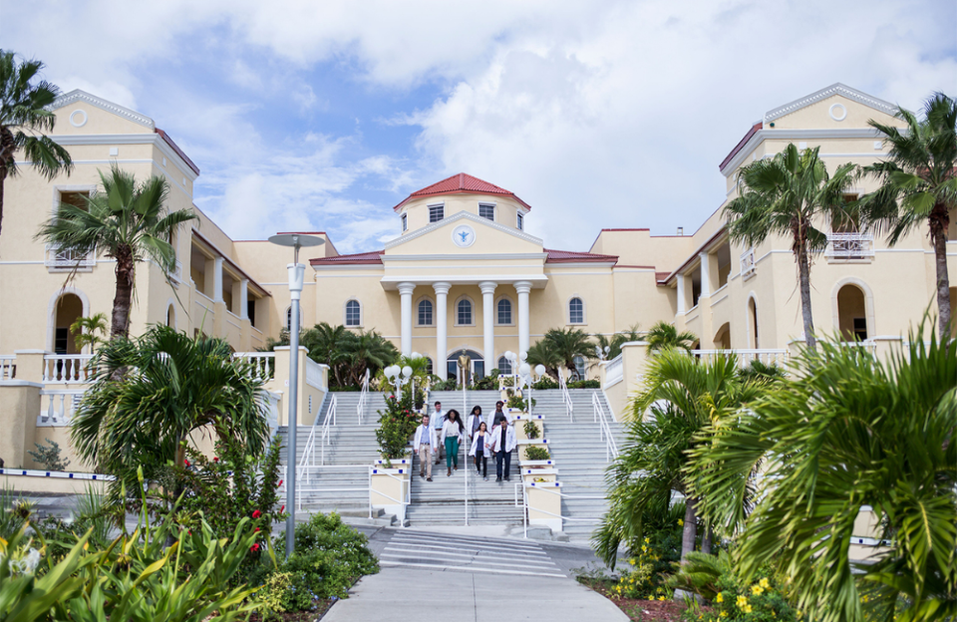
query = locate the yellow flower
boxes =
[641,545,648,552]
[759,577,770,589]
[743,605,753,614]
[736,595,749,608]
[678,518,684,526]
[644,537,650,544]
[751,584,764,596]
[715,593,724,603]
[629,558,636,566]
[720,613,728,618]
[659,596,666,601]
[648,596,655,601]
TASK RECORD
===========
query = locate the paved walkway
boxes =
[323,528,628,622]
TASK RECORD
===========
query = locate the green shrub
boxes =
[532,376,558,390]
[523,420,540,439]
[431,378,458,391]
[525,445,550,461]
[375,392,419,460]
[568,379,600,389]
[28,439,70,471]
[472,369,501,390]
[610,537,674,601]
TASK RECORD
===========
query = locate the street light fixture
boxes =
[268,233,324,558]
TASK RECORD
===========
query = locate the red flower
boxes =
[252,510,262,519]
[277,480,283,487]
[213,456,219,462]
[251,543,261,552]
[255,527,261,532]
[184,459,190,467]
[280,505,285,514]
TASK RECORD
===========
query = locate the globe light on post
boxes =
[267,233,324,559]
[534,364,546,378]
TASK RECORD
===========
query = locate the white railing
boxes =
[38,389,86,425]
[603,354,623,387]
[233,352,275,380]
[356,369,370,425]
[520,483,606,539]
[826,232,874,260]
[45,245,95,270]
[592,392,619,462]
[838,341,878,354]
[690,349,788,368]
[305,357,326,391]
[557,368,574,421]
[0,355,16,381]
[367,466,411,519]
[42,354,94,383]
[740,247,756,280]
[299,394,336,479]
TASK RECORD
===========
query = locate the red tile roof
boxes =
[155,128,200,176]
[719,122,762,172]
[310,250,384,266]
[393,173,531,211]
[544,249,618,264]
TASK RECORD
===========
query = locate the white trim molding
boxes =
[763,83,898,123]
[50,89,155,128]
[383,210,544,250]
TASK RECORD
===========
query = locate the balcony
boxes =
[740,248,756,280]
[45,245,95,272]
[825,233,874,262]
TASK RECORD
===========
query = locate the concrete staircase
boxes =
[425,389,502,421]
[276,391,388,516]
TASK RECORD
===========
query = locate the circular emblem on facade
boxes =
[829,103,847,122]
[69,109,88,127]
[452,224,476,248]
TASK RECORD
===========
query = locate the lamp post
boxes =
[595,345,611,362]
[268,233,324,558]
[384,364,413,397]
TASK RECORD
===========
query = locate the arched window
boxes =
[417,299,433,326]
[425,357,433,375]
[345,300,361,327]
[837,284,867,341]
[457,298,473,325]
[747,297,759,349]
[285,306,304,332]
[166,304,176,329]
[496,297,512,325]
[569,297,584,324]
[572,355,586,381]
[497,356,512,375]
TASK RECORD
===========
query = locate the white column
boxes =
[212,257,224,302]
[433,282,451,380]
[398,282,415,356]
[479,281,497,376]
[699,253,711,298]
[515,281,532,356]
[239,278,249,319]
[676,274,687,315]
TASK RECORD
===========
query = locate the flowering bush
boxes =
[610,536,675,601]
[375,392,420,460]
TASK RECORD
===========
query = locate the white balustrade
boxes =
[45,245,95,270]
[0,355,16,381]
[233,352,275,380]
[740,247,756,280]
[604,354,623,387]
[42,354,94,383]
[690,349,788,368]
[38,389,86,425]
[305,357,326,391]
[825,233,874,260]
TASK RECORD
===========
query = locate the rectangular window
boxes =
[479,204,495,221]
[429,205,444,223]
[516,212,524,230]
[853,317,868,341]
[401,213,408,232]
[60,191,90,211]
[54,327,68,355]
[247,300,256,327]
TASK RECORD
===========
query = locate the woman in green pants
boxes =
[441,410,465,477]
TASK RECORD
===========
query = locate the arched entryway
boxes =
[714,322,731,350]
[837,284,868,341]
[447,349,484,383]
[53,293,83,354]
[747,297,759,349]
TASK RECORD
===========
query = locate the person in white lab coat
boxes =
[468,421,491,480]
[441,409,465,477]
[413,415,437,481]
[467,405,486,442]
[489,418,517,482]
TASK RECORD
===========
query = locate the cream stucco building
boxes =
[1,83,955,466]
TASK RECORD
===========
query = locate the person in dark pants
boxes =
[469,421,490,480]
[490,418,517,482]
[492,401,507,426]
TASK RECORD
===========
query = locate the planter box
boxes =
[522,467,558,485]
[370,460,411,521]
[518,439,549,462]
[514,414,544,441]
[518,458,555,468]
[525,481,562,533]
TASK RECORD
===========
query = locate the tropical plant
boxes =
[691,322,956,622]
[299,322,354,385]
[69,312,109,353]
[27,439,69,471]
[0,50,74,240]
[596,350,763,566]
[860,92,957,340]
[524,445,550,461]
[36,166,197,339]
[70,325,270,498]
[724,144,858,350]
[594,324,642,360]
[374,392,419,461]
[526,339,562,380]
[543,327,595,373]
[645,321,697,352]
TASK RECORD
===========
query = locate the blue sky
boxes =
[4,1,956,254]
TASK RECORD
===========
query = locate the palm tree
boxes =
[71,325,271,497]
[645,321,697,352]
[692,323,956,622]
[526,340,562,380]
[860,93,957,340]
[36,166,196,339]
[724,144,858,350]
[341,329,398,385]
[0,50,74,240]
[69,312,108,353]
[594,324,642,360]
[627,350,762,561]
[542,327,595,379]
[300,322,354,386]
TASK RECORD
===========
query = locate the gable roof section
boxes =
[393,173,532,211]
[384,210,543,250]
[544,249,618,264]
[763,83,898,123]
[155,129,200,176]
[719,121,763,172]
[50,89,155,128]
[310,250,384,266]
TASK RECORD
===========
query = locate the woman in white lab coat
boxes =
[441,409,465,476]
[468,421,491,480]
[488,419,517,482]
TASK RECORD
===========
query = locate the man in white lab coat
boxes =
[413,415,437,481]
[489,418,517,483]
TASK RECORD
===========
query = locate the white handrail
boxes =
[298,393,336,482]
[42,354,94,383]
[521,483,607,539]
[690,349,788,368]
[356,368,370,425]
[557,368,574,421]
[592,392,619,462]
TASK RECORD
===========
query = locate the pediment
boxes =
[383,211,544,256]
[764,83,901,128]
[49,89,155,134]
